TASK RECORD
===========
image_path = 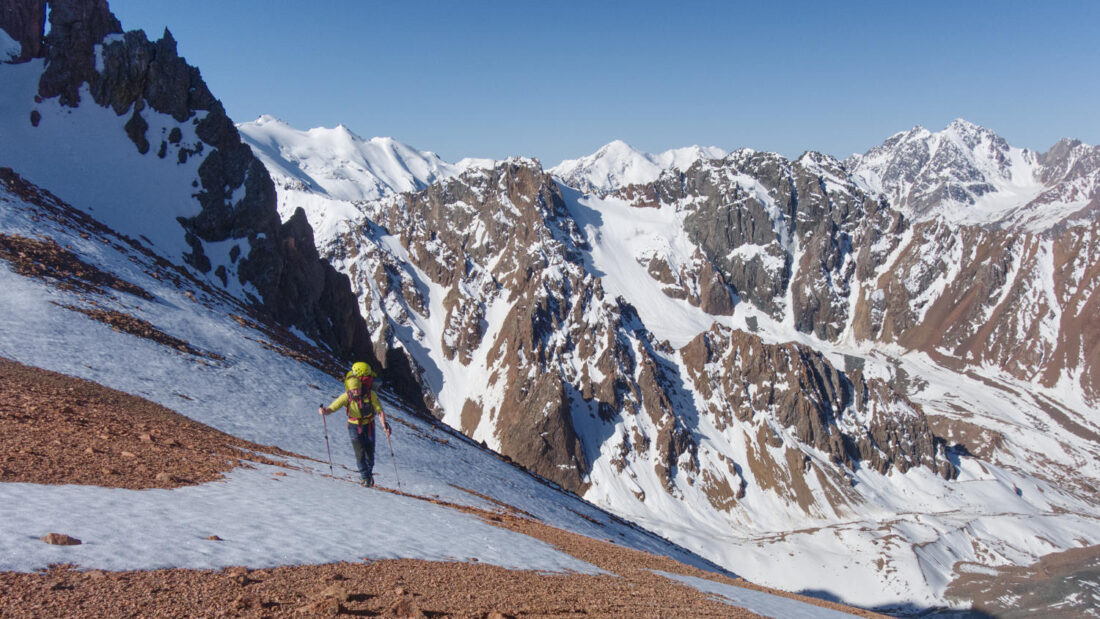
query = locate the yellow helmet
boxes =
[351,361,374,377]
[344,376,362,391]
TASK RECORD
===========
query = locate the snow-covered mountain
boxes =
[237,116,495,240]
[550,139,727,195]
[4,159,839,615]
[243,117,1100,612]
[9,162,862,613]
[239,115,459,203]
[847,118,1099,233]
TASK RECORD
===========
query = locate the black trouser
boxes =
[347,420,375,481]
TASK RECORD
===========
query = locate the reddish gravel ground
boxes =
[0,356,297,489]
[0,358,886,618]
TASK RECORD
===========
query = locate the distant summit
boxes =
[846,119,1098,232]
[550,140,727,195]
[238,116,462,204]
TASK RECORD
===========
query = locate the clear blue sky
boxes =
[105,0,1099,165]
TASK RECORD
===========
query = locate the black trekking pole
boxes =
[319,403,334,477]
[384,427,401,490]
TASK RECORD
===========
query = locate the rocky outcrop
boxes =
[323,161,713,493]
[346,162,598,491]
[0,0,45,62]
[640,249,734,315]
[615,149,898,340]
[647,151,796,320]
[20,0,390,373]
[680,324,956,482]
[41,532,81,546]
[38,0,121,105]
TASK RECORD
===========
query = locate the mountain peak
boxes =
[845,118,1088,228]
[237,117,464,207]
[552,141,726,195]
[595,139,642,156]
[943,118,1002,143]
[947,117,981,132]
[252,114,286,126]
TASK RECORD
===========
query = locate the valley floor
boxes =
[0,358,881,618]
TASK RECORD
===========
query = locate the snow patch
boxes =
[0,29,20,62]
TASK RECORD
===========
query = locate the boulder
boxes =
[41,532,81,545]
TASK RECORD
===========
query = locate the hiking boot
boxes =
[360,476,373,488]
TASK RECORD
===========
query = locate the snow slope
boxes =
[0,60,206,261]
[0,29,20,62]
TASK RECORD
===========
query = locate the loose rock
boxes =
[41,533,81,546]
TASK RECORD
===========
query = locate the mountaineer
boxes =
[319,362,391,487]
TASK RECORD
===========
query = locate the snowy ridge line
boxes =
[550,140,728,196]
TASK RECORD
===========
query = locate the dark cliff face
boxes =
[2,0,389,375]
[0,0,45,62]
